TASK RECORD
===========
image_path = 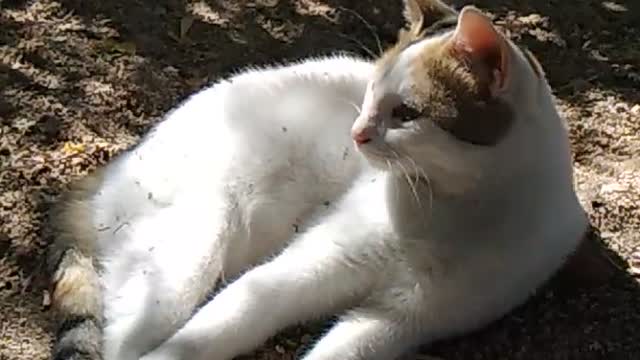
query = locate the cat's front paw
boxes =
[139,345,182,360]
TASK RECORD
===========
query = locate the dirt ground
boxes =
[1,0,639,359]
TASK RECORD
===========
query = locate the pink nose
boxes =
[351,127,376,145]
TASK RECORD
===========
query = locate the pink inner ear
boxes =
[452,7,508,91]
[455,10,498,54]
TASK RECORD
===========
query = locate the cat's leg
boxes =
[102,201,228,360]
[301,281,435,360]
[302,278,482,360]
[140,222,381,360]
[300,309,422,360]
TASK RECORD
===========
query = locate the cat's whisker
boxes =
[340,98,362,115]
[406,156,434,216]
[385,159,400,201]
[399,158,423,210]
[387,148,422,209]
[419,169,434,215]
[403,166,422,209]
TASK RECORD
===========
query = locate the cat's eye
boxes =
[392,103,421,123]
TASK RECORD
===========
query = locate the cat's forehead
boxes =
[375,29,447,81]
[370,31,452,102]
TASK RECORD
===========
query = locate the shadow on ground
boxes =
[0,0,639,359]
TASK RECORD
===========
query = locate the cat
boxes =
[47,1,589,360]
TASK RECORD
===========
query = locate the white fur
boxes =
[86,26,586,360]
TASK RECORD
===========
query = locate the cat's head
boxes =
[353,0,561,193]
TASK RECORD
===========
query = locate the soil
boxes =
[1,0,639,359]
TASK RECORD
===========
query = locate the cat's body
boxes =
[49,56,374,359]
[48,2,588,360]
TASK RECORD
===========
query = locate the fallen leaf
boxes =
[62,142,86,154]
[42,290,51,308]
[167,31,180,43]
[250,0,279,8]
[602,1,628,12]
[180,15,195,40]
[100,39,137,55]
[590,49,609,62]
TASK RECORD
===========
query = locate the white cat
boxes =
[48,1,588,360]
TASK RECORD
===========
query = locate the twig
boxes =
[337,6,383,56]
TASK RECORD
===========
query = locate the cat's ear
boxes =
[403,0,457,33]
[450,6,509,96]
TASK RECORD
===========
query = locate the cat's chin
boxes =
[356,146,390,170]
[365,158,393,172]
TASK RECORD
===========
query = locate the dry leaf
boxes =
[100,39,137,55]
[42,290,51,308]
[602,1,628,12]
[590,49,609,62]
[252,0,279,8]
[62,142,86,154]
[180,15,195,40]
[167,31,180,42]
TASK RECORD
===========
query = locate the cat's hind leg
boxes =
[101,200,229,360]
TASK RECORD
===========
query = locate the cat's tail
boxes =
[47,170,105,360]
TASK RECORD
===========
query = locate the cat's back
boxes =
[89,55,374,252]
[105,55,373,190]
